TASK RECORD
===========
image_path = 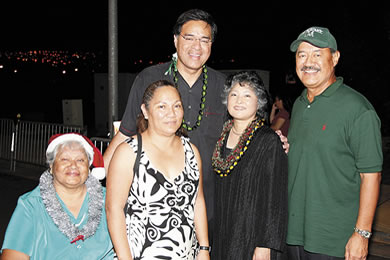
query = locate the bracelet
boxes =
[354,227,372,239]
[199,245,211,252]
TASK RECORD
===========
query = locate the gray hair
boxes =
[222,71,269,119]
[46,140,92,167]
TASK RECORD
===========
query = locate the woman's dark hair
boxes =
[172,9,218,42]
[136,80,187,137]
[273,91,293,115]
[222,71,270,121]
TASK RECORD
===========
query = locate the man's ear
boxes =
[174,35,178,49]
[332,50,340,67]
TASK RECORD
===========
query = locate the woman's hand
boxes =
[1,249,30,260]
[252,247,270,260]
[197,249,210,260]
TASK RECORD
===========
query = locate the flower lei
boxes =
[165,53,208,132]
[39,170,103,244]
[212,118,265,177]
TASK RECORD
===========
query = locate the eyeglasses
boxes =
[180,34,212,45]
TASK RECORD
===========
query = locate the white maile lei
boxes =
[39,170,103,243]
[164,52,178,75]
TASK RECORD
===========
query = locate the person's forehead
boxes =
[181,20,211,34]
[56,143,87,155]
[152,87,180,101]
[231,83,255,92]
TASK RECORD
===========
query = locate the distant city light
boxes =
[0,50,99,73]
[0,49,238,75]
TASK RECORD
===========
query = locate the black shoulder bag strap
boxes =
[124,132,142,215]
[133,132,142,175]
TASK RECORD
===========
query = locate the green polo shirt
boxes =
[287,77,382,257]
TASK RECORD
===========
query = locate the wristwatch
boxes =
[199,245,211,253]
[354,227,372,239]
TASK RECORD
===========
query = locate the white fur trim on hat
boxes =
[91,168,106,180]
[46,133,94,165]
[46,133,106,180]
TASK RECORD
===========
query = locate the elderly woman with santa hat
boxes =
[1,133,114,259]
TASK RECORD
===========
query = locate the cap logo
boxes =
[301,27,323,38]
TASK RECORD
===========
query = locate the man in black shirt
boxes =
[103,9,226,237]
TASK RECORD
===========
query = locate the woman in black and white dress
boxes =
[106,80,210,260]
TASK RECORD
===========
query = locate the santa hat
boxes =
[46,133,106,180]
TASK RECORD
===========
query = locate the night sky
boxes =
[1,1,389,134]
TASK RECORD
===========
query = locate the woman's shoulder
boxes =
[122,135,139,151]
[180,135,190,143]
[181,136,198,150]
[13,186,42,214]
[19,186,40,202]
[181,136,201,157]
[257,125,282,143]
[278,109,290,119]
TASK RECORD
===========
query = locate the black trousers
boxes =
[287,245,344,260]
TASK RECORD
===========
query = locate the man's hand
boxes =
[275,130,289,154]
[345,232,369,260]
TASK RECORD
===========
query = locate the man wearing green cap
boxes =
[286,26,382,259]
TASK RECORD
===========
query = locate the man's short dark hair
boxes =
[172,9,217,42]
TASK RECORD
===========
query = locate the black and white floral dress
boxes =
[125,136,199,260]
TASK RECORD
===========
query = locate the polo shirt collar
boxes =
[300,77,344,102]
[321,77,343,97]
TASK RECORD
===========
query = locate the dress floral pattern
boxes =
[125,136,199,260]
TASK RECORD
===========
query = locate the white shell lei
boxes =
[39,170,103,242]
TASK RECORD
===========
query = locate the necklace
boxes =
[39,170,103,244]
[165,53,208,132]
[212,118,264,177]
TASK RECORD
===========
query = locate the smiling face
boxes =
[174,20,212,74]
[141,86,184,136]
[295,41,340,96]
[227,83,258,122]
[52,142,89,190]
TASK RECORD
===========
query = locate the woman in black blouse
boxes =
[211,71,288,260]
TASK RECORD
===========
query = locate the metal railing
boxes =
[0,119,14,160]
[90,137,111,154]
[0,119,84,170]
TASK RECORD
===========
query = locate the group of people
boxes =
[1,8,383,260]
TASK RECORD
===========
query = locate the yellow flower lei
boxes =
[212,118,264,177]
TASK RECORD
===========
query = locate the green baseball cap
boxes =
[290,26,337,52]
